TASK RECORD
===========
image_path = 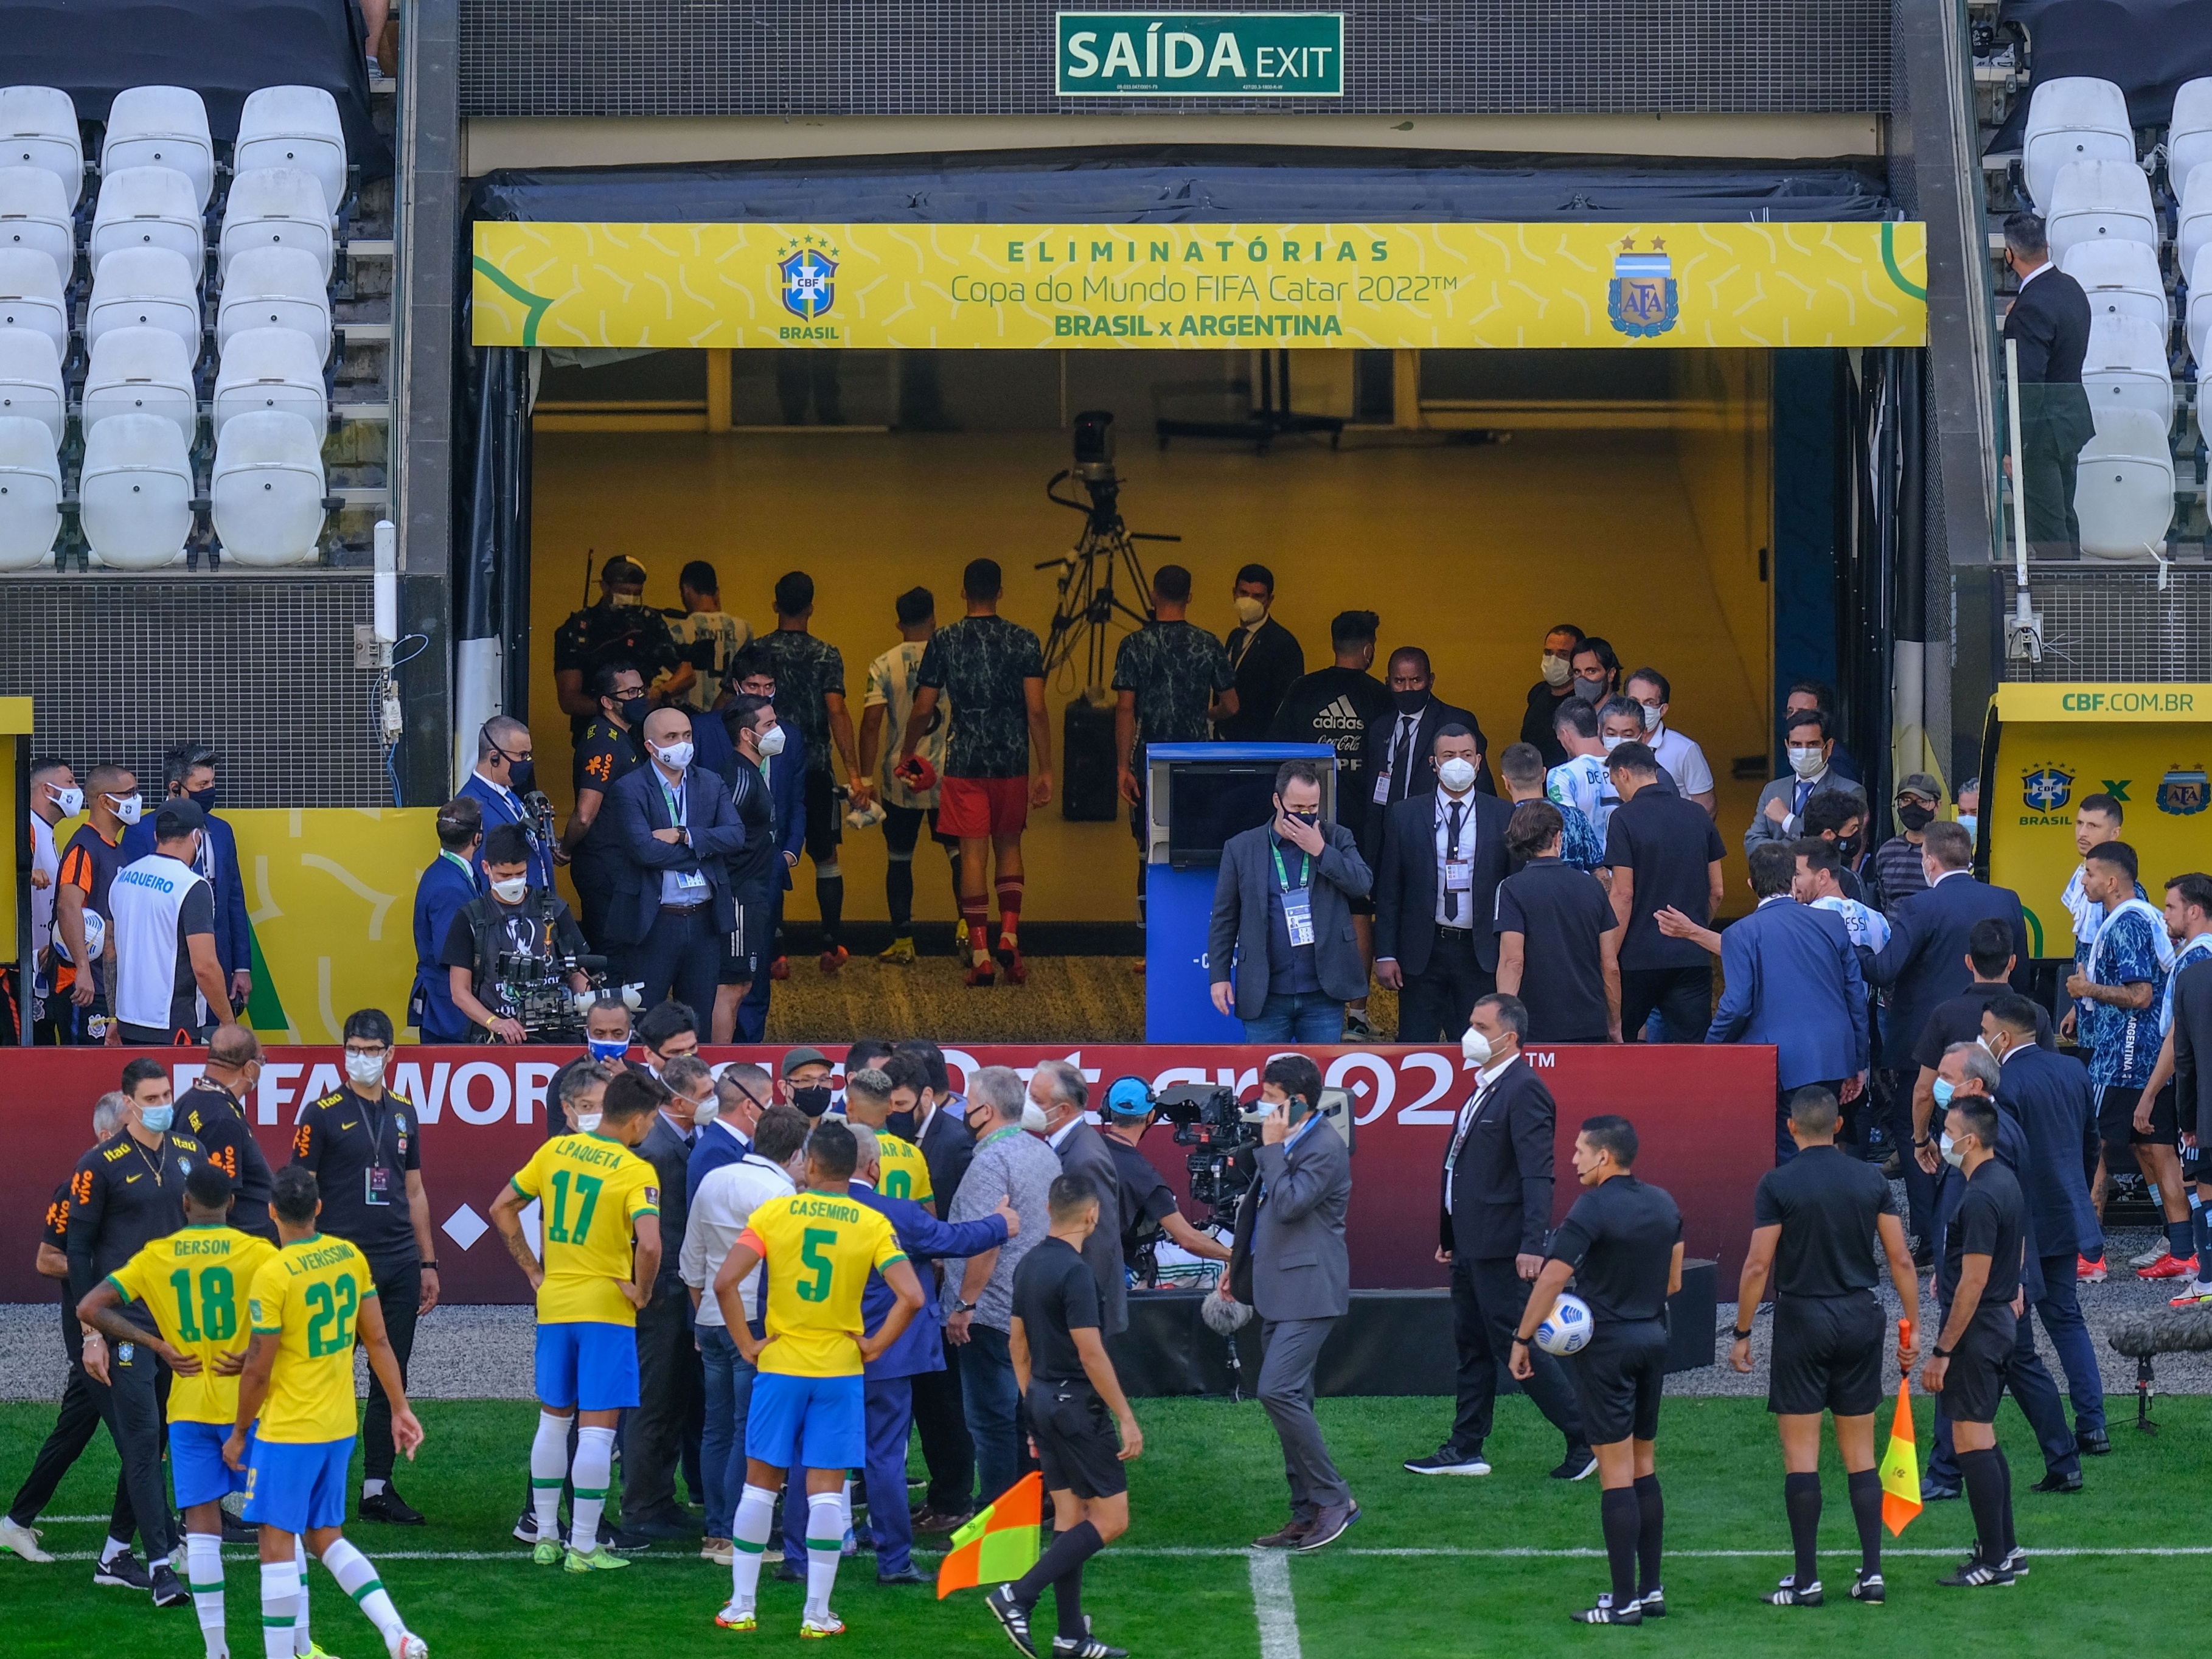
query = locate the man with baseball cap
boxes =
[1097,1080,1233,1285]
[780,1048,837,1118]
[1873,773,1945,912]
[108,800,230,1046]
[553,555,690,740]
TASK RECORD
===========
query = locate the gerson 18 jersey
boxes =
[108,1225,278,1424]
[508,1133,661,1326]
[248,1234,378,1444]
[739,1191,906,1379]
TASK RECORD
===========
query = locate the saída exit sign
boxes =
[1056,12,1344,97]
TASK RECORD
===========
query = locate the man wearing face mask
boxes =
[690,1063,774,1200]
[26,754,78,1043]
[1518,624,1585,769]
[1747,708,1854,856]
[1216,563,1303,743]
[1598,698,1683,796]
[442,823,592,1043]
[53,764,139,1046]
[120,743,252,1014]
[1375,728,1513,1043]
[731,690,808,1042]
[553,554,689,740]
[1570,636,1621,708]
[1871,774,1946,914]
[1784,681,1862,784]
[411,797,484,1044]
[458,716,555,891]
[1955,778,1980,849]
[173,1023,278,1238]
[607,708,748,1022]
[779,1048,838,1119]
[1361,648,1486,868]
[560,661,650,956]
[108,799,231,1046]
[626,1057,714,1541]
[1622,670,1714,816]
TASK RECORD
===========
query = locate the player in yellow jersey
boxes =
[228,1166,428,1659]
[841,1066,932,1207]
[489,1066,663,1574]
[712,1118,926,1638]
[80,1162,282,1659]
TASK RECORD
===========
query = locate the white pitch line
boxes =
[1248,1547,1304,1659]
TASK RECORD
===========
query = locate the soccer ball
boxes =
[1535,1293,1593,1356]
[52,909,103,967]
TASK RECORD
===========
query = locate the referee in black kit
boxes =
[1731,1085,1921,1607]
[1513,1116,1682,1627]
[1923,1093,2029,1589]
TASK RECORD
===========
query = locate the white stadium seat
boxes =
[0,165,74,287]
[235,86,347,218]
[80,411,194,569]
[210,409,324,566]
[2060,240,2168,331]
[100,85,212,210]
[0,246,69,365]
[0,412,60,568]
[2081,313,2173,424]
[90,164,206,276]
[2045,158,2159,261]
[213,325,327,437]
[87,245,201,359]
[219,167,333,282]
[2189,245,2212,371]
[0,325,66,445]
[2179,163,2212,302]
[216,245,329,360]
[0,86,82,208]
[2171,77,2212,192]
[2076,405,2175,560]
[83,325,198,447]
[2022,76,2136,211]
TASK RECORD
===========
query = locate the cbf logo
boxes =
[776,236,838,321]
[2158,767,2210,816]
[1608,235,1678,338]
[2022,763,2075,813]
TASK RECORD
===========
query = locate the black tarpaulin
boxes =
[1994,0,2212,135]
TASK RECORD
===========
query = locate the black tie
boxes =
[1445,799,1465,922]
[1393,717,1417,800]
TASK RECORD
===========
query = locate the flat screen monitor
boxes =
[1166,761,1288,865]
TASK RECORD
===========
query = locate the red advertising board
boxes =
[4,1043,1775,1306]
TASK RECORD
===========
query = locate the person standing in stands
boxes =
[108,799,231,1046]
[754,570,862,973]
[26,754,77,1044]
[120,742,251,1017]
[666,560,752,717]
[558,661,650,956]
[53,764,139,1045]
[605,708,747,1024]
[1269,610,1395,1038]
[553,555,689,740]
[859,587,959,966]
[458,716,555,891]
[1217,563,1303,742]
[1518,624,1585,769]
[1361,647,1486,866]
[410,797,482,1044]
[1622,669,1714,815]
[903,559,1052,987]
[2001,210,2096,558]
[1115,563,1239,923]
[1603,743,1727,1043]
[1375,728,1513,1043]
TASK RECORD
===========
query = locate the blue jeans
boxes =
[698,1323,759,1539]
[959,1323,1023,1506]
[1242,990,1345,1044]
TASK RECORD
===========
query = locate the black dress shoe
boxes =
[621,1509,703,1540]
[877,1565,928,1585]
[2031,1469,2084,1494]
[221,1516,258,1545]
[2077,1429,2112,1456]
[359,1487,425,1526]
[775,1560,806,1583]
[603,1526,656,1553]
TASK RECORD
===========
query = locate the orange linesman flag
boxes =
[1879,1318,1922,1536]
[936,1470,1043,1599]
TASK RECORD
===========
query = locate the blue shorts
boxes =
[172,1419,252,1509]
[535,1321,641,1413]
[242,1436,353,1535]
[745,1372,864,1471]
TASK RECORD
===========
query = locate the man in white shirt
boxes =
[1547,700,1622,844]
[1793,838,1892,952]
[107,799,228,1046]
[26,754,78,1042]
[1624,668,1715,814]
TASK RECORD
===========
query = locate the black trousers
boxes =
[1449,1256,1588,1455]
[360,1258,420,1483]
[94,1316,174,1558]
[625,1284,704,1519]
[1397,928,1495,1043]
[569,849,617,955]
[1619,964,1712,1043]
[9,1301,135,1537]
[911,1337,975,1514]
[2019,408,2085,557]
[632,904,718,1022]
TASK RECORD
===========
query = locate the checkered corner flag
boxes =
[936,1471,1043,1599]
[1879,1319,1922,1536]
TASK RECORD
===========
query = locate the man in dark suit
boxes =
[734,683,809,1042]
[1360,645,1489,863]
[1217,563,1306,742]
[457,716,555,890]
[2002,210,2096,558]
[1376,727,1515,1042]
[1209,758,1373,1042]
[1702,843,1869,1164]
[1408,993,1592,1481]
[606,708,750,1019]
[1028,1061,1125,1334]
[624,1060,708,1539]
[409,798,482,1042]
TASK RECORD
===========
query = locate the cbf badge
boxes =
[777,238,838,321]
[2158,768,2210,816]
[2023,763,2075,813]
[1608,237,1678,338]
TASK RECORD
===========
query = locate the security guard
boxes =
[288,1007,440,1525]
[553,555,689,739]
[558,661,649,956]
[172,1022,276,1238]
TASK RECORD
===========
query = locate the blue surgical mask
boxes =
[588,1038,629,1063]
[139,1104,173,1133]
[1931,1077,1955,1109]
[1957,814,1978,842]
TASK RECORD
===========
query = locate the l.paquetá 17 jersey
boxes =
[509,1132,661,1327]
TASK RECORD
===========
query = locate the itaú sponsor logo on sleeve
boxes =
[1056,13,1343,97]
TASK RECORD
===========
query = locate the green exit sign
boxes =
[1056,12,1344,97]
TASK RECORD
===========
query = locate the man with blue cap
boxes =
[1097,1079,1233,1285]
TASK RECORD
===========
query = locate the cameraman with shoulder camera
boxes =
[442,823,592,1043]
[1099,1080,1233,1285]
[1224,1054,1358,1553]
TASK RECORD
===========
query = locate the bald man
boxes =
[606,707,750,1019]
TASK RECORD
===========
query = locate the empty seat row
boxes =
[0,324,329,447]
[2025,75,2212,206]
[0,243,332,366]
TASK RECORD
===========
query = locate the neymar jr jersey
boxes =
[739,1190,907,1379]
[509,1133,661,1327]
[875,1132,933,1207]
[248,1234,378,1444]
[108,1225,278,1425]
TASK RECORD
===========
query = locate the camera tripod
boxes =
[1037,465,1181,687]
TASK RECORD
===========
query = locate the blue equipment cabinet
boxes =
[1142,742,1337,1042]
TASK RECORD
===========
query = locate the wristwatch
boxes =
[1733,1326,1754,1341]
[420,1261,439,1271]
[1932,1344,1953,1359]
[951,1299,978,1315]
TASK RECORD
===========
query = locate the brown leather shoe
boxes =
[1253,1517,1313,1548]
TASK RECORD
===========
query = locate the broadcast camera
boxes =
[488,894,614,1041]
[1155,1080,1356,1228]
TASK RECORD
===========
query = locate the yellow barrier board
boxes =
[471,220,1929,350]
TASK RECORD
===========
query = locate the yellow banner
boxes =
[471,220,1928,350]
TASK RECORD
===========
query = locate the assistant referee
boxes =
[1513,1115,1682,1627]
[1731,1085,1920,1607]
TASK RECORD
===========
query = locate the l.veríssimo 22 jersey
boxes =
[248,1234,379,1443]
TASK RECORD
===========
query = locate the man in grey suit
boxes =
[1027,1060,1127,1335]
[1742,706,1857,856]
[1225,1053,1358,1551]
[1209,758,1373,1042]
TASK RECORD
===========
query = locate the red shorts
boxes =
[938,774,1029,839]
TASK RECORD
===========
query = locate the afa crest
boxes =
[2158,768,2210,816]
[777,239,838,321]
[1608,238,1678,338]
[2022,763,2075,813]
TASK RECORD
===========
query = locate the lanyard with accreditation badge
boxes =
[1272,839,1315,948]
[659,774,708,897]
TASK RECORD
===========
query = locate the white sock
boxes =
[102,1534,131,1566]
[319,1539,405,1647]
[260,1559,300,1659]
[530,1411,574,1541]
[185,1533,226,1659]
[569,1425,616,1555]
[361,1478,388,1499]
[729,1484,777,1612]
[804,1491,847,1622]
[292,1539,312,1657]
